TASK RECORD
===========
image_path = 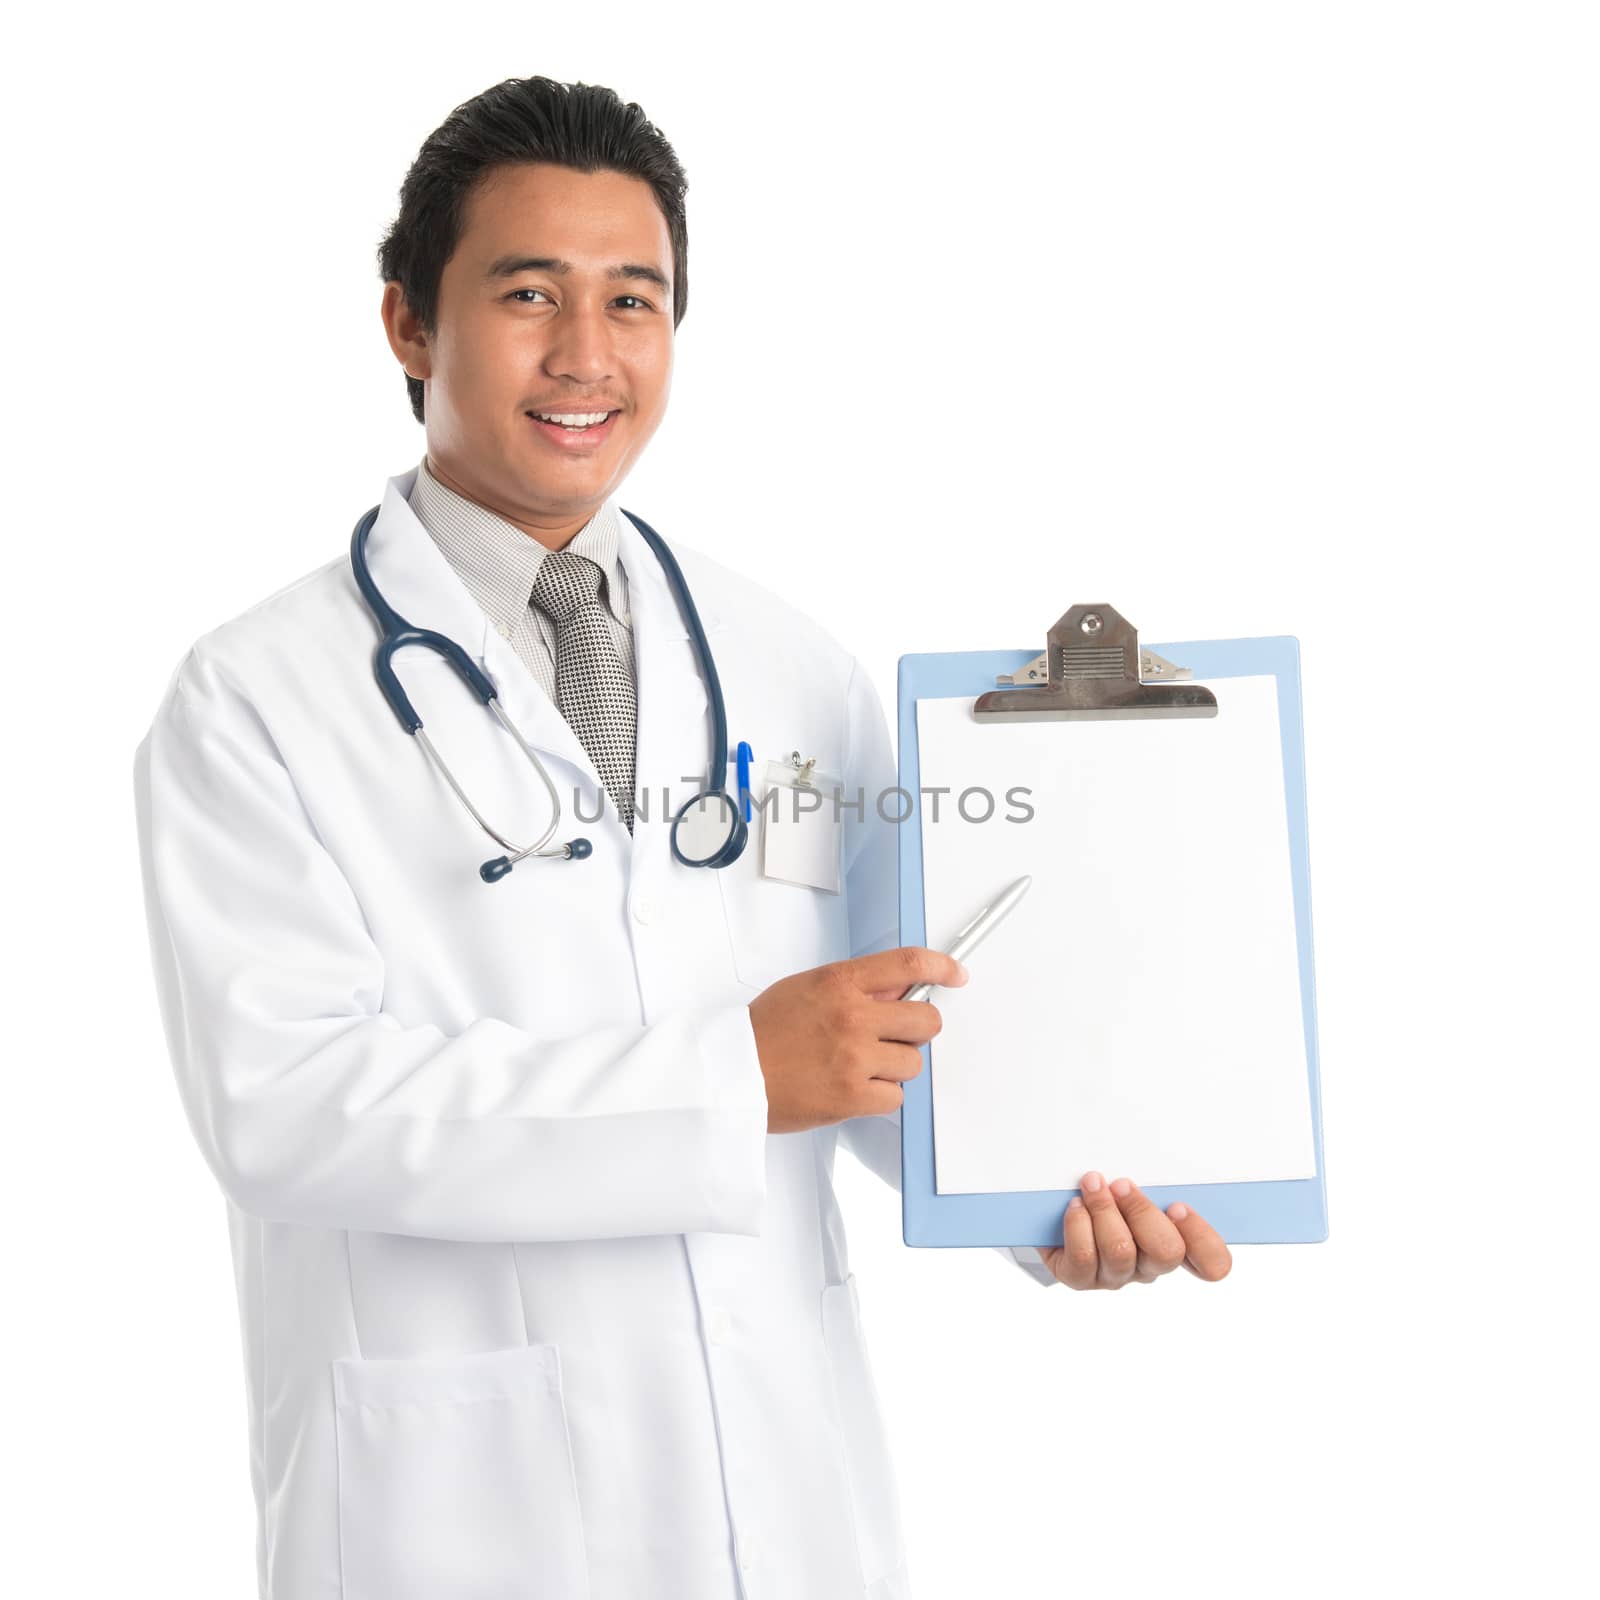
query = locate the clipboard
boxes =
[897,604,1328,1248]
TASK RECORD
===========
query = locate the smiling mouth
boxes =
[527,409,620,431]
[524,409,622,450]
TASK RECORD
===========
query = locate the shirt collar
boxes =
[407,455,629,635]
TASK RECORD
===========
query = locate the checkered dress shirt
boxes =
[406,455,636,706]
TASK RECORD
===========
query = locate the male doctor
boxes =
[134,75,1230,1600]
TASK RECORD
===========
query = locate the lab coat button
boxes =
[739,1536,757,1571]
[706,1306,733,1344]
[496,620,512,639]
[633,897,653,925]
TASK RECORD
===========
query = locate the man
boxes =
[133,75,1230,1600]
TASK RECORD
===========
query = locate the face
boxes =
[382,162,676,538]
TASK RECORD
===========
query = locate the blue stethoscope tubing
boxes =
[349,502,747,881]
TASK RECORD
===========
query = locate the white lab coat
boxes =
[133,465,1053,1600]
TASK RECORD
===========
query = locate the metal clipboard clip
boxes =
[972,603,1219,722]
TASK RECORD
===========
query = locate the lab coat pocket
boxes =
[718,851,851,991]
[821,1274,909,1589]
[332,1342,590,1600]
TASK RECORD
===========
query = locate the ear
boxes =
[379,281,432,382]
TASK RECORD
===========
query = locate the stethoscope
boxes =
[350,503,748,882]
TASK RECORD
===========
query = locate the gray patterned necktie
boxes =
[530,551,637,833]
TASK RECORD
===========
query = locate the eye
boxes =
[508,288,550,303]
[615,295,653,310]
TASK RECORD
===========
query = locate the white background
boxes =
[7,2,1596,1594]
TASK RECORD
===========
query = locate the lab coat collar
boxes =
[360,467,722,850]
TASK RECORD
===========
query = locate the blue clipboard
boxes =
[897,635,1328,1248]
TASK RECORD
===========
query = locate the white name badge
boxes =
[757,756,842,893]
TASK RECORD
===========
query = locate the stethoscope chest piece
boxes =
[670,789,748,868]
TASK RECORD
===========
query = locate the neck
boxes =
[424,454,595,551]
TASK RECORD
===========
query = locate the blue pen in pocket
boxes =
[735,740,754,822]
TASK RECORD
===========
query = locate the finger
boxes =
[1166,1202,1234,1282]
[866,997,945,1045]
[1043,1196,1099,1290]
[863,1040,925,1083]
[1079,1172,1137,1288]
[1109,1178,1187,1280]
[857,1076,905,1117]
[847,946,968,998]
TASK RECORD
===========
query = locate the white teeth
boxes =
[533,411,611,428]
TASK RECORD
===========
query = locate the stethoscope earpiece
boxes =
[480,836,593,882]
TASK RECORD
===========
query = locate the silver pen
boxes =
[903,874,1032,1001]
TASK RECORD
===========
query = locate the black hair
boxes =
[377,76,689,424]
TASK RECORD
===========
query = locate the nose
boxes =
[543,295,616,386]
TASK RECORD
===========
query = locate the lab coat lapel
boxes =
[362,469,597,784]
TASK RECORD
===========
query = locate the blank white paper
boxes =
[915,676,1316,1193]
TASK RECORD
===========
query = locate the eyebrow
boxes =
[484,254,671,294]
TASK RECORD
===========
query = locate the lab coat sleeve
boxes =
[832,656,1060,1289]
[132,646,768,1244]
